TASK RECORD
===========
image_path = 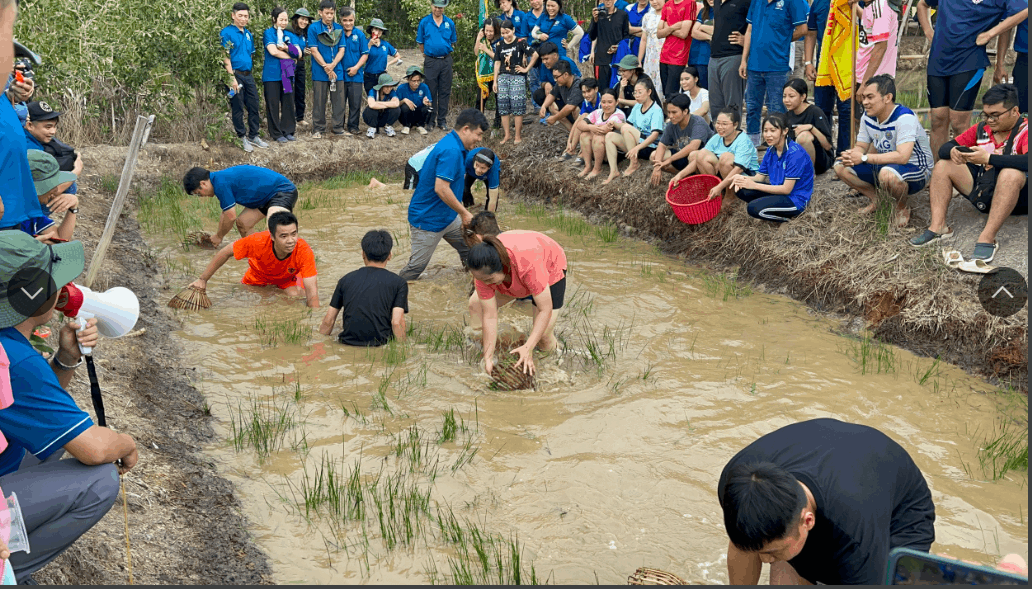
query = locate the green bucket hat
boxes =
[28,150,77,198]
[431,0,449,7]
[366,18,388,37]
[404,65,425,79]
[317,28,343,46]
[616,55,641,71]
[373,73,398,91]
[0,232,86,328]
[291,7,312,20]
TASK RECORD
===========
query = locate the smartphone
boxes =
[956,146,975,153]
[46,237,69,243]
[886,548,1028,585]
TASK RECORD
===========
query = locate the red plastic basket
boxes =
[666,174,723,225]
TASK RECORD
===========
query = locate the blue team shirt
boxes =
[417,14,458,57]
[341,28,370,82]
[397,82,433,105]
[581,94,601,114]
[746,0,809,72]
[308,20,346,81]
[209,165,297,211]
[366,39,398,74]
[0,328,94,476]
[626,2,651,55]
[465,147,501,189]
[0,96,42,228]
[758,140,814,210]
[368,87,399,102]
[23,130,79,197]
[497,9,529,38]
[524,9,547,45]
[1016,20,1028,53]
[539,56,582,85]
[926,0,1028,76]
[220,25,256,71]
[536,13,578,47]
[687,11,711,65]
[408,131,468,232]
[261,29,303,82]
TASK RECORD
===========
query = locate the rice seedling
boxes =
[138,176,221,241]
[977,421,1028,481]
[699,270,752,301]
[439,409,460,444]
[229,394,297,462]
[391,424,438,474]
[100,173,119,193]
[428,508,539,585]
[341,400,368,425]
[254,309,312,348]
[594,222,619,243]
[640,362,655,381]
[844,333,899,375]
[451,436,480,472]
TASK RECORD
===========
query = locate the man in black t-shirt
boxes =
[717,419,935,585]
[318,230,409,346]
[708,0,752,121]
[588,0,631,90]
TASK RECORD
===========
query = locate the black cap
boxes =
[13,40,42,66]
[26,101,61,122]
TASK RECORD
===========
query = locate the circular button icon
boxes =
[5,267,56,320]
[977,267,1028,318]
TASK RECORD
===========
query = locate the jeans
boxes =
[398,216,470,281]
[424,54,454,128]
[745,70,789,136]
[311,80,345,133]
[229,71,261,139]
[708,55,745,122]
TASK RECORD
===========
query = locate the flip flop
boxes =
[942,249,964,268]
[957,259,999,274]
[969,241,999,263]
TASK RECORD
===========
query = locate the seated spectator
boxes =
[669,106,758,201]
[0,231,136,584]
[561,78,601,160]
[25,151,78,243]
[463,148,501,212]
[576,89,627,179]
[834,74,934,227]
[679,66,709,122]
[782,78,834,174]
[731,112,815,222]
[910,83,1027,262]
[614,55,657,115]
[493,19,533,144]
[363,73,401,138]
[537,60,582,130]
[528,41,581,107]
[319,230,408,346]
[604,77,664,183]
[397,66,433,135]
[183,164,298,247]
[23,101,82,195]
[650,93,713,186]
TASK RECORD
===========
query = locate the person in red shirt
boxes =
[189,211,320,306]
[910,84,1028,263]
[656,0,697,99]
[467,230,568,376]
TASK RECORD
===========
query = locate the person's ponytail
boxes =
[468,236,511,275]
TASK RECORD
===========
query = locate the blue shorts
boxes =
[18,216,56,237]
[850,162,929,195]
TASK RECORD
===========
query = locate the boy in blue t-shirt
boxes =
[363,74,402,137]
[397,66,434,134]
[339,7,370,135]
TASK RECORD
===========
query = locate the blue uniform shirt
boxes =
[626,2,651,55]
[341,28,370,82]
[539,56,581,85]
[537,13,578,47]
[498,9,529,38]
[806,0,831,59]
[0,96,42,228]
[220,25,256,71]
[209,165,297,211]
[308,20,346,82]
[368,87,399,102]
[746,0,809,72]
[581,94,601,114]
[397,81,433,105]
[687,11,711,65]
[408,131,468,232]
[1016,20,1028,53]
[24,130,79,197]
[926,0,1027,76]
[261,29,302,82]
[465,147,501,190]
[417,14,458,57]
[0,328,95,477]
[758,139,815,210]
[366,39,398,74]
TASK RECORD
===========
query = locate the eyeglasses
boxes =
[980,109,1014,123]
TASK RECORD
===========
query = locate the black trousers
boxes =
[362,106,401,129]
[659,63,685,100]
[399,103,431,127]
[423,54,454,128]
[293,61,307,121]
[343,81,364,133]
[1015,52,1028,114]
[263,80,296,139]
[364,71,381,94]
[594,65,613,89]
[462,174,495,209]
[230,71,261,139]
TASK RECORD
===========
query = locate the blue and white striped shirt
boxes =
[857,104,934,179]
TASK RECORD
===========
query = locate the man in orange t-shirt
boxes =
[189,211,320,307]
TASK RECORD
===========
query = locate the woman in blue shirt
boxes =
[496,0,529,39]
[533,0,584,54]
[290,9,312,127]
[363,73,401,137]
[604,77,665,184]
[364,19,401,93]
[625,0,651,56]
[731,112,815,222]
[262,8,303,142]
[686,0,712,89]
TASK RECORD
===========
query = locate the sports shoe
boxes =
[312,131,323,139]
[385,125,396,137]
[417,126,428,135]
[250,135,270,149]
[276,136,288,143]
[573,157,584,166]
[285,134,296,141]
[241,136,254,153]
[367,127,377,138]
[401,126,410,135]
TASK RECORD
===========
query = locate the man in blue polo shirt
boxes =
[739,0,808,145]
[308,0,347,138]
[220,3,268,153]
[918,0,1027,156]
[399,109,489,281]
[528,41,581,107]
[417,0,458,130]
[182,165,299,248]
[0,232,136,584]
[339,7,369,135]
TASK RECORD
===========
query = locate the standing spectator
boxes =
[23,101,83,195]
[707,0,750,122]
[649,93,713,185]
[339,7,369,136]
[803,0,832,124]
[782,78,834,173]
[363,73,401,138]
[364,19,401,93]
[534,0,584,54]
[397,66,434,135]
[732,112,815,222]
[918,0,1027,157]
[475,18,503,123]
[525,0,549,100]
[417,0,458,131]
[589,0,632,86]
[626,0,652,56]
[656,0,697,99]
[638,0,664,83]
[262,7,301,144]
[221,3,268,152]
[739,0,808,146]
[687,0,713,89]
[679,66,709,120]
[840,0,900,153]
[1015,20,1028,113]
[496,0,529,39]
[308,0,346,139]
[493,19,533,144]
[290,8,312,128]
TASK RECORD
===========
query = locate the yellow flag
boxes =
[816,0,856,101]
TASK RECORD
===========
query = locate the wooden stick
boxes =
[850,3,858,149]
[896,0,916,47]
[121,476,134,585]
[84,115,154,288]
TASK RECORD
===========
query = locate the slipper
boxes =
[910,228,955,248]
[957,259,999,274]
[969,241,999,263]
[942,249,964,268]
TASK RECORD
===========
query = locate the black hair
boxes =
[463,211,502,246]
[318,0,336,11]
[553,59,574,77]
[271,6,287,21]
[698,0,711,20]
[762,111,790,132]
[475,148,497,166]
[635,76,662,106]
[231,2,250,12]
[483,16,502,38]
[599,87,619,103]
[717,104,741,127]
[268,211,299,235]
[467,237,511,275]
[361,230,393,262]
[291,13,310,34]
[500,18,515,30]
[183,167,210,194]
[982,83,1020,111]
[455,108,490,132]
[580,78,599,91]
[864,73,896,102]
[538,41,559,57]
[667,92,691,111]
[338,6,354,18]
[783,78,809,99]
[682,65,700,80]
[495,0,519,9]
[546,0,565,14]
[720,461,808,552]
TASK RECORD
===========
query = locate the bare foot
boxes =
[500,136,510,145]
[602,172,620,185]
[585,170,601,180]
[623,162,640,176]
[857,199,878,215]
[577,167,591,178]
[514,138,522,144]
[895,206,911,228]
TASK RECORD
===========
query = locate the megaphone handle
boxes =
[76,312,94,356]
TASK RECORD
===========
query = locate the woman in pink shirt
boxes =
[467,230,568,376]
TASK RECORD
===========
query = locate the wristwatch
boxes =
[68,207,79,214]
[860,154,868,163]
[804,61,813,66]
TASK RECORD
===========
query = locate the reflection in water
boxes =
[156,185,1027,584]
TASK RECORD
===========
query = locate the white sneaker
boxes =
[366,127,377,138]
[241,137,254,152]
[417,126,428,135]
[401,126,410,135]
[250,135,270,149]
[385,125,396,137]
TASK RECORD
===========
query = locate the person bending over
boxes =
[782,78,834,175]
[910,83,1027,263]
[319,230,408,346]
[23,101,83,195]
[467,231,568,376]
[183,164,298,248]
[719,418,935,585]
[189,211,320,307]
[834,75,934,227]
[24,151,78,243]
[732,113,814,222]
[670,105,757,201]
[649,93,713,186]
[463,148,501,212]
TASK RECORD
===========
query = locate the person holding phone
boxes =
[588,0,631,87]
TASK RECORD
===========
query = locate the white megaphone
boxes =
[55,284,140,356]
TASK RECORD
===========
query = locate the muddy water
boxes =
[152,184,1027,584]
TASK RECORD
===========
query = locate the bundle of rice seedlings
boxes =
[168,286,212,310]
[184,231,217,250]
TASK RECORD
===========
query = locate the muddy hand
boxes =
[484,355,495,376]
[511,345,535,375]
[189,278,208,291]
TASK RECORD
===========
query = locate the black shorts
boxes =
[964,163,1029,215]
[258,188,298,215]
[404,163,420,190]
[518,270,567,310]
[814,146,833,175]
[927,69,984,111]
[671,157,690,171]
